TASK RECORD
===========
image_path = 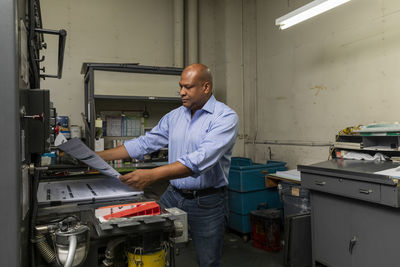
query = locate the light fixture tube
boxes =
[275,0,351,30]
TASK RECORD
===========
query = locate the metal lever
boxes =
[24,112,44,121]
[359,189,372,194]
[35,55,45,62]
[349,236,357,254]
[315,181,326,186]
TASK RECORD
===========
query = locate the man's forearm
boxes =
[97,145,130,161]
[119,161,193,189]
[151,161,194,181]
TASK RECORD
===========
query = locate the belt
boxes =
[172,185,226,199]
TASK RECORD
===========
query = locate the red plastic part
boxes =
[103,201,160,220]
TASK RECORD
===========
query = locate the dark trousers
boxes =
[160,185,228,267]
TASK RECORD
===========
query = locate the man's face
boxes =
[179,70,210,111]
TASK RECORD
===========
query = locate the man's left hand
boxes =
[119,169,155,190]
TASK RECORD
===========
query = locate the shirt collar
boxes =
[183,94,216,118]
[201,95,216,114]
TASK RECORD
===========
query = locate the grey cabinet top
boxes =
[298,159,399,185]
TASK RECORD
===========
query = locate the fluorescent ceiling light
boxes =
[276,0,351,30]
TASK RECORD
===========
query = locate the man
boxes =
[98,63,238,267]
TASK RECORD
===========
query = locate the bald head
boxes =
[182,64,213,90]
[179,63,213,114]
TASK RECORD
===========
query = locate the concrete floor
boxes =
[175,231,284,267]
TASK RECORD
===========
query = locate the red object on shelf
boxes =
[102,201,161,220]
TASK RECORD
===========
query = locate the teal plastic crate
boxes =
[230,157,253,166]
[228,188,282,215]
[228,158,287,192]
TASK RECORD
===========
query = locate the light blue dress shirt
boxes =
[124,95,239,190]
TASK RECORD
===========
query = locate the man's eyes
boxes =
[179,85,193,89]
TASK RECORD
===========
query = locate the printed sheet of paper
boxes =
[374,167,400,178]
[273,169,301,181]
[37,177,142,204]
[58,137,121,179]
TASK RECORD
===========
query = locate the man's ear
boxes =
[203,81,211,94]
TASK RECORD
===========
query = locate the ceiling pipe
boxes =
[186,0,198,65]
[173,0,184,67]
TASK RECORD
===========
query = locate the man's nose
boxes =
[179,87,186,96]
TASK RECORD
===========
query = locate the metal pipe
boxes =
[174,0,184,67]
[245,139,332,147]
[187,0,198,64]
[64,235,77,267]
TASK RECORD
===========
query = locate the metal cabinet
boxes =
[311,192,352,267]
[299,159,400,267]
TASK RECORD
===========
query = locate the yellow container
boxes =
[127,249,165,267]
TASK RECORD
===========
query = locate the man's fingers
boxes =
[119,172,134,182]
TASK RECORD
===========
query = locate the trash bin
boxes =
[279,181,310,219]
[250,209,281,252]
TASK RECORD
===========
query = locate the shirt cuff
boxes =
[177,157,200,178]
[123,138,144,160]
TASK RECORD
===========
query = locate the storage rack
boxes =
[81,63,183,149]
[333,134,400,158]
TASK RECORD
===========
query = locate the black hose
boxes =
[103,237,126,266]
[27,0,40,88]
[169,240,175,267]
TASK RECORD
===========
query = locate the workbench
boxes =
[264,173,301,188]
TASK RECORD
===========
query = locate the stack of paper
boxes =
[274,169,301,181]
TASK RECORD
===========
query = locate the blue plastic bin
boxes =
[228,188,282,215]
[228,188,282,234]
[228,158,287,192]
[230,157,253,166]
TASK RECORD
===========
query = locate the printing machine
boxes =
[34,174,187,267]
[0,0,187,266]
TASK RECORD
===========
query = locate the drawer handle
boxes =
[315,181,326,186]
[349,236,357,254]
[359,189,373,194]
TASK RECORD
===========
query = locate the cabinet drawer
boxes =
[302,174,381,203]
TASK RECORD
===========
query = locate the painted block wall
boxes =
[38,0,400,169]
[245,0,400,168]
[40,0,175,127]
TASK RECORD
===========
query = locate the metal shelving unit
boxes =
[81,63,183,149]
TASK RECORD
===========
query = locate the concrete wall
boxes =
[40,0,175,127]
[40,0,400,169]
[211,0,246,156]
[244,0,400,168]
[40,0,247,155]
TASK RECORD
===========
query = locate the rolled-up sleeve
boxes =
[177,111,238,176]
[124,113,170,160]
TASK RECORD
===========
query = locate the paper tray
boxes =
[37,177,143,205]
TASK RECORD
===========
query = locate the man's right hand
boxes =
[120,169,156,190]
